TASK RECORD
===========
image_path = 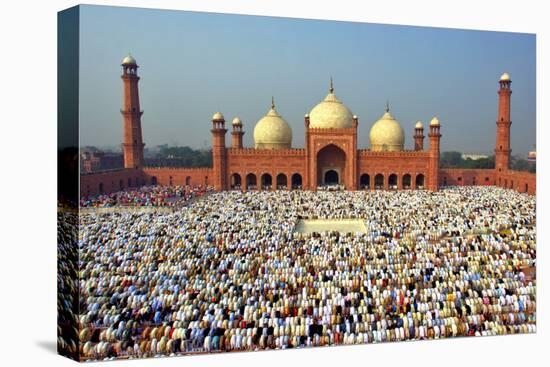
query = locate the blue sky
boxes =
[79,5,536,156]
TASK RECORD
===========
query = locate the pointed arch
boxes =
[360,174,370,189]
[276,173,287,189]
[231,173,241,189]
[389,174,398,189]
[261,173,273,189]
[415,174,425,189]
[402,174,412,189]
[291,173,302,189]
[246,173,257,190]
[374,174,384,189]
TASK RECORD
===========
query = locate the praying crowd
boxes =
[79,185,211,208]
[76,186,536,361]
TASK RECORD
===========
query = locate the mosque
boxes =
[79,55,536,195]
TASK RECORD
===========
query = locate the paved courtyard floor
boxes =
[294,218,367,233]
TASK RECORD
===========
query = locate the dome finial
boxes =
[329,76,334,93]
[271,96,275,109]
[386,100,390,112]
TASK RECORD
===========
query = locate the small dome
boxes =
[369,108,405,152]
[308,81,354,129]
[353,115,358,119]
[253,101,292,150]
[415,121,424,129]
[500,72,511,81]
[304,113,309,118]
[430,117,440,126]
[232,117,242,126]
[122,54,137,66]
[212,112,224,121]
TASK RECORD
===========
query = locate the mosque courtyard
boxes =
[74,186,536,360]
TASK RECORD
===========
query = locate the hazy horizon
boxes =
[79,5,536,156]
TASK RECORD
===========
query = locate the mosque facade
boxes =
[80,56,536,196]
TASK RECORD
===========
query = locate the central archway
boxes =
[317,144,346,187]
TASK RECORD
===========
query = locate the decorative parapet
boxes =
[227,148,306,156]
[357,149,430,158]
[80,168,130,176]
[500,169,536,179]
[143,166,213,172]
[307,127,357,134]
[439,168,495,174]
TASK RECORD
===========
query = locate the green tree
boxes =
[152,145,212,167]
[440,152,495,169]
[440,151,463,168]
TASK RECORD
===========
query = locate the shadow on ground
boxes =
[36,340,57,355]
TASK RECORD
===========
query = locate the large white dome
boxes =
[253,100,292,150]
[308,81,354,129]
[369,107,405,151]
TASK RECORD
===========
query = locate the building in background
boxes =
[80,149,123,173]
[528,147,536,162]
[461,153,490,160]
[80,57,536,196]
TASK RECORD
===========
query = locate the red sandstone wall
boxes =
[79,157,535,196]
[440,168,535,195]
[306,127,357,190]
[80,168,144,196]
[143,167,214,187]
[496,169,536,195]
[80,167,215,196]
[439,168,496,187]
[357,150,431,189]
[225,148,307,189]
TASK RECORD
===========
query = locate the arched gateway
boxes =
[317,144,346,187]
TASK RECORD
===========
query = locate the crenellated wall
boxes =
[356,150,431,189]
[143,167,214,187]
[225,148,307,189]
[439,168,535,195]
[80,168,145,196]
[496,169,536,194]
[439,168,496,187]
[80,162,535,196]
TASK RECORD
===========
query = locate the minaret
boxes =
[231,117,244,149]
[351,113,359,191]
[428,117,441,191]
[495,72,512,173]
[304,113,311,190]
[120,54,145,169]
[414,121,424,151]
[211,111,227,190]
